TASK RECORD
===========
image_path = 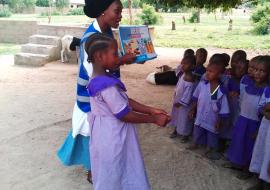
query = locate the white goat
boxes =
[61,35,81,63]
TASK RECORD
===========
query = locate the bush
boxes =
[36,0,50,7]
[251,3,270,35]
[8,0,36,13]
[67,7,84,15]
[0,7,12,17]
[188,11,199,23]
[253,19,269,35]
[139,4,159,25]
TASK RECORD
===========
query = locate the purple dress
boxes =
[87,75,151,190]
[227,82,265,167]
[219,77,240,139]
[250,87,270,183]
[170,74,196,136]
[192,80,230,148]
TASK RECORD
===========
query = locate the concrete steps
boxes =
[29,35,60,46]
[15,35,61,66]
[15,53,50,67]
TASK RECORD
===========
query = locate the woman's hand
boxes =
[149,107,167,115]
[120,53,136,65]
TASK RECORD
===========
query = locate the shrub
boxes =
[188,11,199,23]
[253,19,269,35]
[251,3,270,35]
[67,7,84,15]
[0,7,12,17]
[139,4,159,25]
[36,0,50,7]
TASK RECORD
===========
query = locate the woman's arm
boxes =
[128,98,167,115]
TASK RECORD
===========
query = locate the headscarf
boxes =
[84,0,116,18]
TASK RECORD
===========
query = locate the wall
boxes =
[0,20,37,43]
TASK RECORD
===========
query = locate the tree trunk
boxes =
[197,9,200,23]
[128,0,132,25]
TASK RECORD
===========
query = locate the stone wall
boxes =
[0,20,38,43]
[37,24,87,38]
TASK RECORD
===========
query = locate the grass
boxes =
[0,43,20,55]
[152,13,270,50]
[0,12,269,51]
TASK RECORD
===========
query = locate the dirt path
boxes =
[0,47,257,190]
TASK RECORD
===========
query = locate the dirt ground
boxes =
[0,47,260,190]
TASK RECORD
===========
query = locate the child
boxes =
[227,56,269,180]
[193,48,208,81]
[249,85,270,190]
[226,50,247,76]
[189,54,230,160]
[219,59,248,141]
[175,48,195,78]
[85,33,170,189]
[169,56,196,141]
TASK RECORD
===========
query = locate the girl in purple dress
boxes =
[219,59,248,141]
[189,54,230,160]
[249,86,270,189]
[169,55,196,142]
[227,56,270,180]
[85,33,170,190]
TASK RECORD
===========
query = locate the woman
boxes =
[57,0,135,183]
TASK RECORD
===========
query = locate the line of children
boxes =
[169,48,270,188]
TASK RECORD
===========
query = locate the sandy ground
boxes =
[0,47,259,190]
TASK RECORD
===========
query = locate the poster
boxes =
[119,25,157,63]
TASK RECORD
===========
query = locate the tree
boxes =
[36,0,50,7]
[55,0,69,10]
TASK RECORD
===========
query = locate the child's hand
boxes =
[174,103,181,108]
[120,53,136,65]
[215,120,221,131]
[154,114,169,127]
[229,92,239,98]
[252,131,258,140]
[263,103,270,120]
[188,109,196,120]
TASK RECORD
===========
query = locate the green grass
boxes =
[0,12,269,51]
[0,43,20,55]
[153,13,270,50]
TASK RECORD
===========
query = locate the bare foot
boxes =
[87,170,92,184]
[187,144,198,150]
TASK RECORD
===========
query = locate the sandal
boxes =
[205,151,221,160]
[236,171,253,180]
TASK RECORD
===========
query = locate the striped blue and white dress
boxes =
[57,20,120,170]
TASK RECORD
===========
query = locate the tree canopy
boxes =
[144,0,244,10]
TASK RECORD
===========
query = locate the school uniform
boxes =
[87,75,151,190]
[227,81,265,167]
[219,77,240,139]
[192,79,230,148]
[250,87,270,183]
[170,74,196,136]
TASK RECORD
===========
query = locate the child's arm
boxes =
[121,111,169,127]
[128,98,167,116]
[188,101,197,119]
